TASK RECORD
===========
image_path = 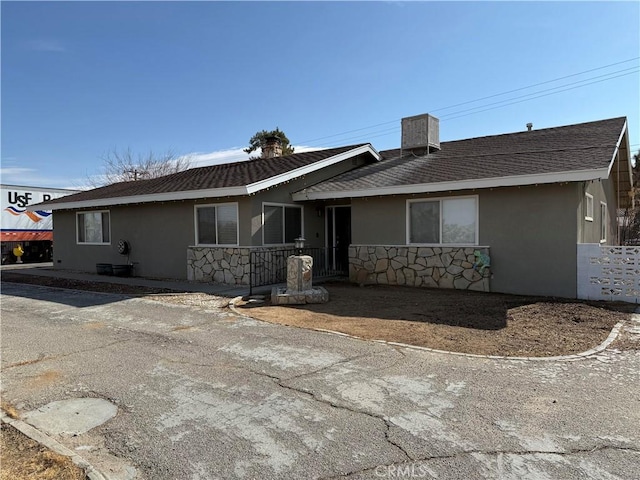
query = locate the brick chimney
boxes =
[262,136,283,158]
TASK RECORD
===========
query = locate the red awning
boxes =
[1,231,53,241]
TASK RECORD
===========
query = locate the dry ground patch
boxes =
[0,423,85,480]
[2,272,637,358]
[237,282,637,357]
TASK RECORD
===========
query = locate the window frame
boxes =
[262,202,304,246]
[194,202,239,247]
[406,195,479,246]
[600,201,607,243]
[585,193,594,222]
[76,210,111,245]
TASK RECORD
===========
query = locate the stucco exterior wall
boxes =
[248,154,368,247]
[479,184,579,298]
[578,179,619,245]
[53,202,196,279]
[51,153,370,279]
[350,184,580,298]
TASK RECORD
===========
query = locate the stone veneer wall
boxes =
[348,245,490,292]
[187,247,251,284]
[187,246,294,285]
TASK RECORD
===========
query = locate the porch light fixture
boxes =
[294,236,306,255]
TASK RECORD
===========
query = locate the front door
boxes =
[326,206,351,273]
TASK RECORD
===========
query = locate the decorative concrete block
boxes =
[271,286,329,305]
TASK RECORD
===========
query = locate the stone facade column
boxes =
[287,255,313,292]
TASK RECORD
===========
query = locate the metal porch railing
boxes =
[249,247,348,295]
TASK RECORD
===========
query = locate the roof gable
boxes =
[293,117,630,200]
[37,144,380,210]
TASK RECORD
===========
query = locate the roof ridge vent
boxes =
[401,114,440,155]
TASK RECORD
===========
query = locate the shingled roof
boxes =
[37,144,379,210]
[292,117,632,206]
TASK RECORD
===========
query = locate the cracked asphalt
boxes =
[1,282,639,479]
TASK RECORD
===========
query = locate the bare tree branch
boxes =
[87,148,192,187]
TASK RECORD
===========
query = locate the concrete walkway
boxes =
[0,262,260,297]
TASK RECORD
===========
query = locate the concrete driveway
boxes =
[1,282,639,479]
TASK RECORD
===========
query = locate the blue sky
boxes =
[2,1,639,189]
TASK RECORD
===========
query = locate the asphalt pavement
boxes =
[1,279,639,479]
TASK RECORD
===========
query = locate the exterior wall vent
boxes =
[401,114,440,153]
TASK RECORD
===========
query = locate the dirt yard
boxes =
[237,282,638,357]
[2,272,638,357]
[0,423,84,480]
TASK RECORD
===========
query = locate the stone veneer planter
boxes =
[348,245,490,292]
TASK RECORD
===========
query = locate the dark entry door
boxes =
[327,206,351,272]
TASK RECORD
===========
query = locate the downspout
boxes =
[617,150,620,245]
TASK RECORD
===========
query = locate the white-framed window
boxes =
[77,211,110,244]
[263,203,303,245]
[407,196,478,245]
[600,202,607,243]
[195,203,239,246]
[585,193,594,222]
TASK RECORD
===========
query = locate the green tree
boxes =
[244,128,294,158]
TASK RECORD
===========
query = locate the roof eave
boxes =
[246,144,380,194]
[30,186,249,211]
[32,144,381,211]
[291,168,610,201]
[606,119,631,176]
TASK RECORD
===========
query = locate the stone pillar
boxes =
[273,255,328,305]
[287,255,313,292]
